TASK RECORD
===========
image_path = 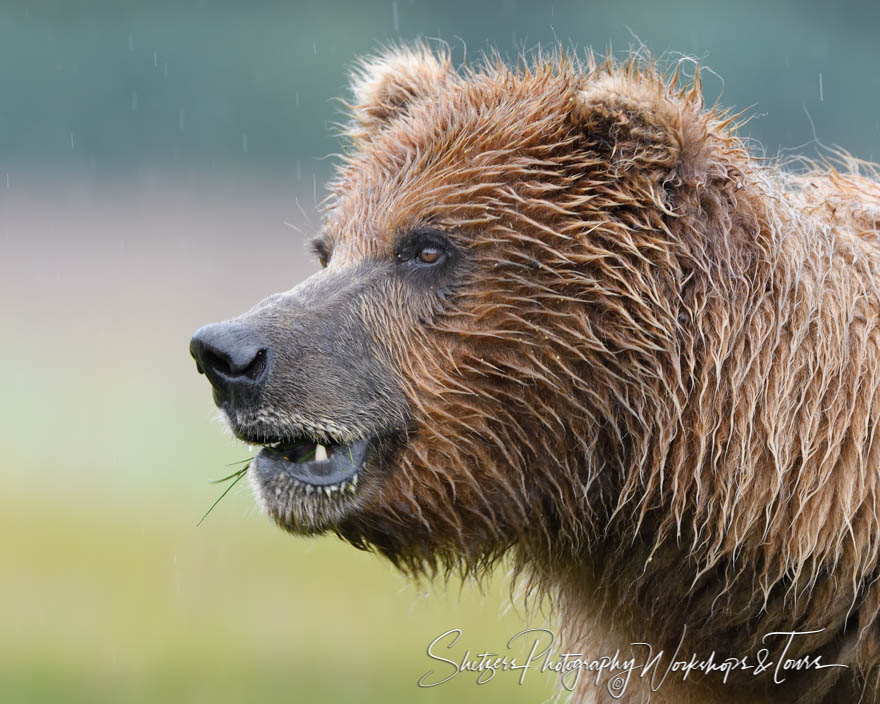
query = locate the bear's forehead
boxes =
[325,72,579,258]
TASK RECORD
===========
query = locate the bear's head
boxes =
[191,45,749,574]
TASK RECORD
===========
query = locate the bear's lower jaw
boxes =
[253,437,368,492]
[246,434,381,534]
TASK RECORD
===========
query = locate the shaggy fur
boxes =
[306,45,880,702]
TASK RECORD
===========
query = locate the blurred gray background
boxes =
[1,2,877,703]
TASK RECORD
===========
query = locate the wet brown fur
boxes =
[320,44,880,703]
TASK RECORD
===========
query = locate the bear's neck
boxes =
[521,172,880,702]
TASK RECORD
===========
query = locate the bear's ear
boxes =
[570,72,711,184]
[349,45,452,136]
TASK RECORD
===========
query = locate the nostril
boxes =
[201,345,267,382]
[190,322,269,393]
[202,348,234,378]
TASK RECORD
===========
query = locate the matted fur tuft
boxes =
[321,46,880,703]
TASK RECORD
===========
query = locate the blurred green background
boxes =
[1,1,877,703]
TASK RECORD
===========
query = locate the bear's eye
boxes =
[417,246,443,265]
[395,228,454,271]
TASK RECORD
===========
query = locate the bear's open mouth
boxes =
[251,436,369,493]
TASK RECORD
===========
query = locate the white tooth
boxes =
[323,487,332,497]
[314,444,328,462]
[305,485,314,495]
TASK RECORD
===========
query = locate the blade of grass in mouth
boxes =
[212,460,254,484]
[198,464,250,526]
[224,457,254,467]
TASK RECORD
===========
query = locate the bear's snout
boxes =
[189,265,411,451]
[190,321,269,408]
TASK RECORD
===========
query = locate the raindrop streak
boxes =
[819,73,824,102]
[392,1,399,31]
[69,132,75,149]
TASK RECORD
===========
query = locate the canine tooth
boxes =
[323,486,332,497]
[305,485,314,495]
[314,444,328,461]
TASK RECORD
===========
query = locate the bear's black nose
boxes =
[190,322,269,406]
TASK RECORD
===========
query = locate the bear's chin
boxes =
[246,438,378,534]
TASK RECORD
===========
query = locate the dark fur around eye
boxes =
[394,228,457,270]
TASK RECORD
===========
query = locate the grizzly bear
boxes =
[190,45,880,703]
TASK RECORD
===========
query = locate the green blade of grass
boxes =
[224,456,255,467]
[211,464,252,484]
[198,465,249,526]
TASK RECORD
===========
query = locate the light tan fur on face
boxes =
[316,44,880,703]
